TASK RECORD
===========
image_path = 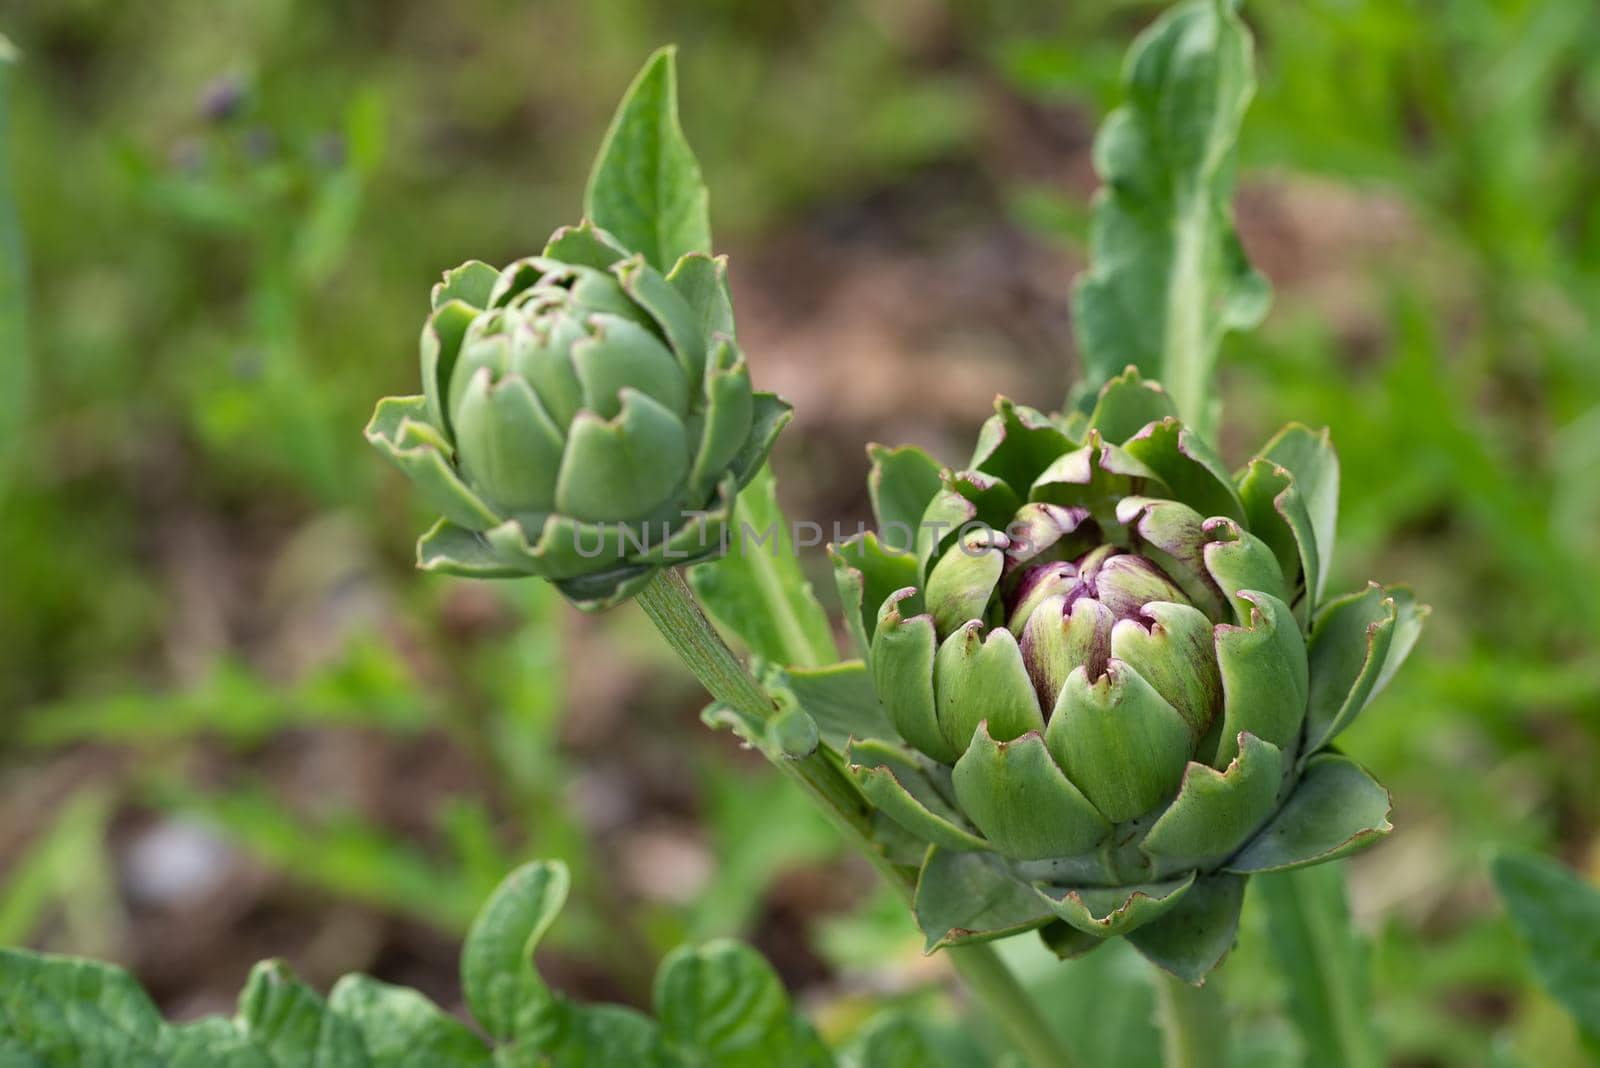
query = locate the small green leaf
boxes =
[871,592,955,764]
[848,737,991,853]
[1126,873,1245,984]
[0,950,166,1064]
[1085,368,1178,444]
[1034,873,1197,938]
[830,532,920,655]
[1108,600,1220,737]
[924,538,1004,637]
[666,251,736,341]
[584,47,712,273]
[431,260,499,311]
[1201,519,1292,618]
[327,976,491,1067]
[451,371,565,515]
[365,397,503,533]
[518,1003,667,1068]
[777,660,897,749]
[689,464,838,668]
[1070,0,1269,436]
[967,397,1076,492]
[867,443,946,553]
[1492,852,1600,1045]
[1211,590,1307,766]
[1121,419,1245,523]
[654,941,834,1067]
[460,860,570,1042]
[1225,754,1391,873]
[765,701,820,759]
[236,961,366,1065]
[1255,424,1340,604]
[839,1014,946,1068]
[417,519,529,579]
[913,848,1055,950]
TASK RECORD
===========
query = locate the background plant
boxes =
[2,1,1599,1066]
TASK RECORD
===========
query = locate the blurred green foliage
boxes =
[2,0,1599,1064]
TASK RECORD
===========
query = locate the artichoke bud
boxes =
[366,221,791,609]
[840,373,1424,971]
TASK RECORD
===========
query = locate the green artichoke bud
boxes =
[832,368,1426,981]
[366,221,788,609]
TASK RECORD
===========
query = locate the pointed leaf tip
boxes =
[585,45,712,272]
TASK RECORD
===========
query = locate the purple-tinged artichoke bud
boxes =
[830,368,1428,982]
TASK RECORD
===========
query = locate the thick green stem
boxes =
[634,568,1079,1068]
[636,569,877,847]
[1153,968,1228,1068]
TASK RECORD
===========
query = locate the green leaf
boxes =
[235,961,367,1065]
[1492,852,1600,1045]
[1086,367,1179,444]
[326,977,491,1067]
[0,46,29,502]
[0,856,865,1067]
[0,952,497,1068]
[1034,874,1197,938]
[1253,425,1340,606]
[913,848,1054,950]
[460,860,569,1042]
[1224,754,1391,873]
[1070,0,1269,436]
[654,941,834,1067]
[0,950,168,1065]
[689,464,838,669]
[584,47,712,273]
[1126,873,1246,984]
[847,737,993,853]
[839,1014,948,1068]
[1254,864,1383,1068]
[776,660,897,749]
[867,443,946,553]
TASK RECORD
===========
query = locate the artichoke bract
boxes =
[831,369,1425,981]
[366,221,788,609]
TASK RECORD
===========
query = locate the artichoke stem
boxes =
[634,567,1082,1068]
[635,570,887,868]
[1153,966,1229,1068]
[636,567,775,720]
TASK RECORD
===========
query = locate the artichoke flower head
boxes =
[366,221,788,609]
[831,368,1426,981]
